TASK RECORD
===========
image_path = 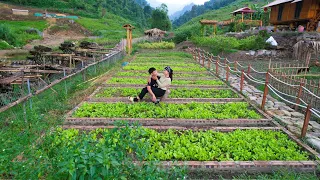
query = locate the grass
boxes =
[0,20,48,48]
[76,15,143,47]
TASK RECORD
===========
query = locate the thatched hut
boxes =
[144,28,166,38]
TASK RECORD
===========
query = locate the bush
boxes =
[0,24,17,47]
[0,40,14,50]
[192,34,269,54]
[137,42,175,49]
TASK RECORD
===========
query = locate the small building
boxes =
[144,28,166,38]
[263,0,320,31]
[12,9,29,16]
[231,7,256,22]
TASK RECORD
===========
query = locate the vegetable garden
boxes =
[11,51,319,178]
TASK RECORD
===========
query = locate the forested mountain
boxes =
[170,3,195,21]
[173,0,237,27]
[2,0,152,28]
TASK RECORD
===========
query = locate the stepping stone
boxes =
[291,112,305,118]
[309,121,320,131]
[287,125,301,137]
[278,117,294,126]
[279,106,294,112]
[249,96,257,101]
[281,110,291,117]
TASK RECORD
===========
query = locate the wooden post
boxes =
[295,79,305,110]
[247,64,251,76]
[226,65,229,82]
[216,60,219,76]
[261,71,270,110]
[242,12,244,22]
[234,61,237,72]
[240,70,244,92]
[126,27,130,54]
[202,53,205,67]
[301,104,312,138]
[208,54,212,69]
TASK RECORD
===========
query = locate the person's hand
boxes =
[147,77,151,83]
[152,76,158,80]
[152,95,157,102]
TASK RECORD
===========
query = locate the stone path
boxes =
[215,68,320,152]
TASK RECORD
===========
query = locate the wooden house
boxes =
[263,0,320,31]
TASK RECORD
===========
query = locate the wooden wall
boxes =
[269,0,319,24]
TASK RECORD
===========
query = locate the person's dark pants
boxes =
[135,87,166,101]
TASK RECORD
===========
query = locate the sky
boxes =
[147,0,208,15]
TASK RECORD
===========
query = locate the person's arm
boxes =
[156,78,171,88]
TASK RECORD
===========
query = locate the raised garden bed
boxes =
[115,71,214,77]
[72,102,262,119]
[123,66,205,72]
[106,78,224,86]
[43,126,319,173]
[94,87,239,99]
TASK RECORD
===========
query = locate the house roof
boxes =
[231,7,256,15]
[262,0,294,8]
[144,28,166,35]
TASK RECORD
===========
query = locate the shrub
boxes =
[0,24,16,46]
[0,40,14,50]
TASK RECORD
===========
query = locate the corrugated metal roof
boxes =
[231,7,256,14]
[262,0,294,8]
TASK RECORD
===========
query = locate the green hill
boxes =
[174,0,269,43]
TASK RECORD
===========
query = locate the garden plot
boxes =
[65,101,273,127]
[44,126,319,173]
[61,51,320,174]
[114,71,215,78]
[106,77,225,86]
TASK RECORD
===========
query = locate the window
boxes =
[294,1,303,19]
[277,4,284,21]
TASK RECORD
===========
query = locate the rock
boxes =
[249,50,255,56]
[274,102,286,106]
[273,110,285,116]
[249,96,257,101]
[291,112,304,118]
[278,118,294,126]
[265,101,274,108]
[281,110,291,117]
[279,106,294,112]
[309,121,320,131]
[294,121,312,130]
[306,137,320,152]
[287,125,301,137]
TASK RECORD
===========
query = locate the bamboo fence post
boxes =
[261,71,270,110]
[301,104,311,138]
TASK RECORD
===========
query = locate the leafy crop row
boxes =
[115,71,212,77]
[143,129,309,161]
[107,78,224,85]
[96,87,238,98]
[136,52,193,58]
[123,66,205,72]
[127,63,200,68]
[137,42,175,49]
[74,102,261,119]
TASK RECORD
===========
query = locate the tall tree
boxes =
[151,4,171,31]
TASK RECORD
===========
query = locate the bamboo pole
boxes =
[261,71,270,110]
[301,104,311,138]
